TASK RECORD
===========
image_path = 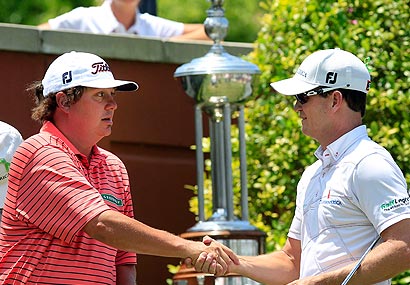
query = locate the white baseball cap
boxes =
[270,48,371,96]
[0,122,23,209]
[42,51,139,97]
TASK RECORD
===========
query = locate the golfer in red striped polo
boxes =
[0,51,238,284]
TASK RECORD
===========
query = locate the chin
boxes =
[301,128,311,137]
[100,128,112,137]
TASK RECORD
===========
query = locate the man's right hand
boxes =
[185,236,238,276]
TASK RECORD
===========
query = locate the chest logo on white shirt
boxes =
[319,189,342,206]
[320,198,342,206]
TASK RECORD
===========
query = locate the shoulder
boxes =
[48,6,108,29]
[0,121,22,139]
[17,133,46,155]
[0,121,21,133]
[0,122,23,152]
[355,151,401,178]
[137,13,183,37]
[351,139,397,171]
[139,12,182,26]
[138,12,162,22]
[15,132,73,164]
[340,136,392,166]
[351,141,406,192]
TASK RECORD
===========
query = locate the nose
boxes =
[294,100,302,112]
[106,95,118,110]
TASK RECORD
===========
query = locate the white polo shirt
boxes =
[288,125,410,284]
[48,1,184,38]
[0,121,23,210]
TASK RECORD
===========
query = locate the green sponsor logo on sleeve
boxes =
[101,194,123,206]
[380,197,410,211]
[0,158,10,172]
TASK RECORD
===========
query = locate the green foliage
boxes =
[0,0,99,25]
[189,0,410,282]
[166,264,181,285]
[157,0,263,42]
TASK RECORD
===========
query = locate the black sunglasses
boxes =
[294,87,337,104]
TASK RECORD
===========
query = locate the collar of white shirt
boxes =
[102,0,140,34]
[314,125,367,166]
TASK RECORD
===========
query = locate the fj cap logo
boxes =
[62,71,73,85]
[325,72,338,84]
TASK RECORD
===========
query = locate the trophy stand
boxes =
[173,1,265,284]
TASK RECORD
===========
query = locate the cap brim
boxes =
[115,81,139,92]
[270,77,319,96]
[83,79,139,92]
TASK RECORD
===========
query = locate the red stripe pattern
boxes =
[0,122,136,284]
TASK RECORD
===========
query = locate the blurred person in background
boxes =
[0,121,23,217]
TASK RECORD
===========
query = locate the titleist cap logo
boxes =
[91,62,111,74]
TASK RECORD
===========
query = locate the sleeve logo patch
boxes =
[101,194,123,206]
[380,197,410,211]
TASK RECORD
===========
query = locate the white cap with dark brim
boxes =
[42,51,139,97]
[270,48,371,96]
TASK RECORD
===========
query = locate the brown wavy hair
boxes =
[27,82,84,124]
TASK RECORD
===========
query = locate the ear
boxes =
[330,90,343,110]
[56,91,70,112]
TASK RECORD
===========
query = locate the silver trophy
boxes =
[173,1,264,284]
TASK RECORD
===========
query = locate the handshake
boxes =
[184,236,241,276]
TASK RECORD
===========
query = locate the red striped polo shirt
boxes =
[0,121,137,284]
